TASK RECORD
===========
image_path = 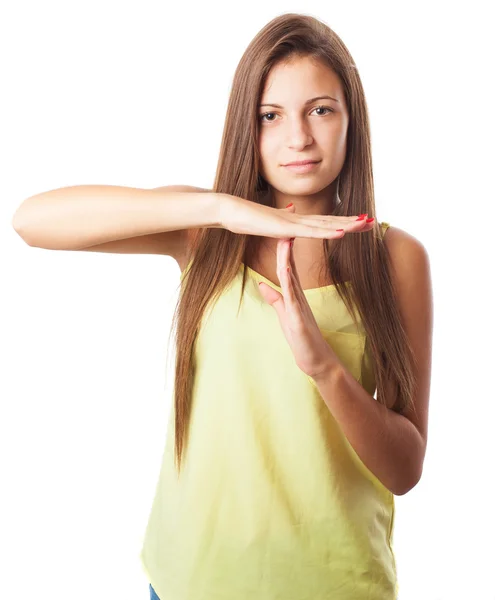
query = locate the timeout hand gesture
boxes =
[257,202,372,380]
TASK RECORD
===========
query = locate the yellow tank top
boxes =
[140,221,398,599]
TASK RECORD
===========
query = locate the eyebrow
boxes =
[258,95,339,108]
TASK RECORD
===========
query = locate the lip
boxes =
[283,160,321,173]
[283,159,321,166]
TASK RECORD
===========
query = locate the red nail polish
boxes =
[366,217,375,223]
[286,203,293,208]
[356,215,367,221]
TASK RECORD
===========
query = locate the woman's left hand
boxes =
[257,203,339,380]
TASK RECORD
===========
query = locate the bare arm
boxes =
[11,184,223,254]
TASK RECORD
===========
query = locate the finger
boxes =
[295,213,374,233]
[285,212,371,239]
[283,238,308,331]
[286,238,305,305]
[284,203,296,215]
[301,213,371,223]
[297,220,374,239]
[284,203,373,239]
[284,203,366,222]
[300,215,373,231]
[284,202,296,242]
[281,238,296,305]
[283,202,371,227]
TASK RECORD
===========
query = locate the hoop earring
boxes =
[335,175,342,206]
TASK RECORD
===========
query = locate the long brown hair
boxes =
[168,13,417,476]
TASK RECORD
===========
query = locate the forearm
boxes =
[310,364,424,496]
[12,185,223,250]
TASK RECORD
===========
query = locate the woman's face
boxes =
[258,56,349,213]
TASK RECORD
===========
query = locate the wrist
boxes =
[215,193,237,229]
[202,192,230,229]
[308,354,344,386]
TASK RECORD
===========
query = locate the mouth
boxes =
[283,160,321,166]
[283,160,321,173]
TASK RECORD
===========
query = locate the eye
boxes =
[259,105,334,122]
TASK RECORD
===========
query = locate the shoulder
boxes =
[380,223,432,336]
[380,223,430,280]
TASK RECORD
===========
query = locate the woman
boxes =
[13,13,432,600]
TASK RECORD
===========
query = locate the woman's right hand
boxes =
[217,193,373,239]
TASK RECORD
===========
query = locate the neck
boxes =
[260,179,339,216]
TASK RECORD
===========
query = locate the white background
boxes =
[1,1,494,599]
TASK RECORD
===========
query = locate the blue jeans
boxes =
[149,583,160,600]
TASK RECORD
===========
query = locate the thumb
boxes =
[258,279,283,305]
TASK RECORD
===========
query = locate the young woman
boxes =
[13,13,432,600]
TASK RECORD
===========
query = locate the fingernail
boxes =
[286,203,293,208]
[366,217,375,223]
[356,215,367,221]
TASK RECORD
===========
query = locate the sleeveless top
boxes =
[140,221,399,600]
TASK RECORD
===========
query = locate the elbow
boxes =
[394,433,426,496]
[12,207,40,246]
[12,208,27,234]
[12,211,23,233]
[394,480,417,497]
[394,465,423,496]
[12,217,34,246]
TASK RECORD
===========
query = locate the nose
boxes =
[285,118,314,149]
